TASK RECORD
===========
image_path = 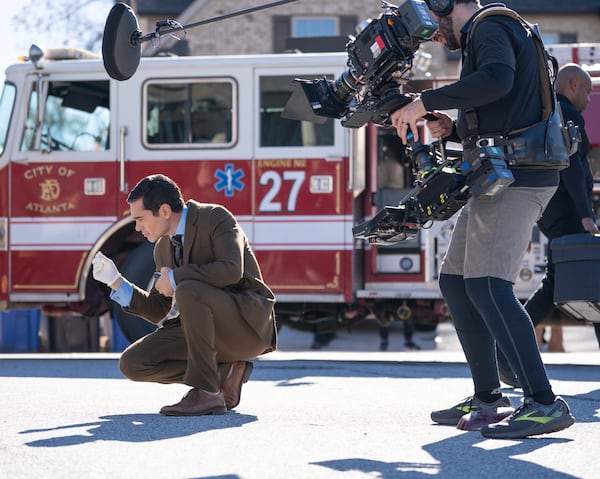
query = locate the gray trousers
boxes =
[439,186,558,397]
[441,186,557,281]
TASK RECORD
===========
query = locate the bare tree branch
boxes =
[11,0,113,54]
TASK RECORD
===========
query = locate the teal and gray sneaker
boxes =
[480,396,575,439]
[431,395,513,426]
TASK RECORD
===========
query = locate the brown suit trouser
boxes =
[119,280,267,392]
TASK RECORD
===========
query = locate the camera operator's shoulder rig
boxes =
[463,6,579,170]
[351,140,515,244]
[354,6,584,246]
[283,1,553,245]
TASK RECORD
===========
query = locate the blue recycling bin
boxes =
[0,309,41,353]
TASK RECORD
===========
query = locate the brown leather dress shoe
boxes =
[222,361,253,410]
[159,388,227,416]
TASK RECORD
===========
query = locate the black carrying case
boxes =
[552,233,600,323]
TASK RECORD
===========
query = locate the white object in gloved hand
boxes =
[92,251,121,286]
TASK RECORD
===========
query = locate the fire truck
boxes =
[0,43,598,348]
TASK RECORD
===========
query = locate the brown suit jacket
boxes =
[126,200,277,353]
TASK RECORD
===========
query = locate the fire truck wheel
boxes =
[111,241,157,343]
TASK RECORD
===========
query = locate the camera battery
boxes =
[462,146,514,197]
[552,233,600,323]
[467,157,514,197]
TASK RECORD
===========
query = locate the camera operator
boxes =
[390,0,575,439]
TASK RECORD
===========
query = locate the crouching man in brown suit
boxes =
[92,174,277,415]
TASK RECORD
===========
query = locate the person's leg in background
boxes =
[525,248,565,352]
[536,325,565,352]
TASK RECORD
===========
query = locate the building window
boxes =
[273,15,358,53]
[542,33,577,46]
[542,33,560,45]
[292,17,338,38]
[559,33,577,44]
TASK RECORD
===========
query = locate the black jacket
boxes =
[421,5,558,187]
[421,6,542,137]
[537,94,595,238]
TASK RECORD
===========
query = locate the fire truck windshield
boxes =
[20,80,110,152]
[0,83,16,157]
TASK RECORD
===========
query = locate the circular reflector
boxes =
[102,3,141,81]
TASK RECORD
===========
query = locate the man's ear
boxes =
[570,78,579,92]
[159,203,172,219]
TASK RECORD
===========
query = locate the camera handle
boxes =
[370,92,440,175]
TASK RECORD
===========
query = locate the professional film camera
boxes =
[283,0,515,245]
[284,0,437,129]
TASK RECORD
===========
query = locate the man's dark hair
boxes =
[127,174,184,215]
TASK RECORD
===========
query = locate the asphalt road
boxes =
[0,320,598,479]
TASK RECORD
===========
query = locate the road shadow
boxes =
[313,434,576,478]
[310,387,598,478]
[20,412,257,447]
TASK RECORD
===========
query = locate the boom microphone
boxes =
[102,0,299,81]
